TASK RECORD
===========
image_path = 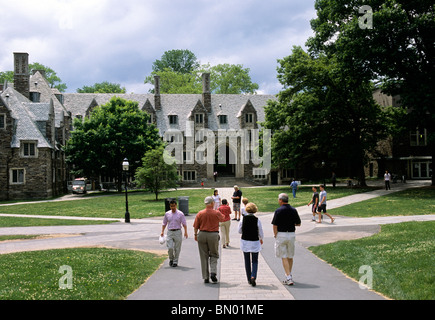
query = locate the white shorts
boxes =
[275,232,296,259]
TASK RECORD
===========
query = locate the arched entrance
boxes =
[215,144,236,177]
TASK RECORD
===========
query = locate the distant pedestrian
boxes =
[290,179,298,198]
[232,185,242,221]
[214,171,218,182]
[238,203,264,287]
[272,193,301,286]
[161,200,188,268]
[219,199,232,248]
[193,196,226,283]
[307,186,319,221]
[384,171,391,190]
[212,189,221,210]
[317,185,335,223]
[331,172,337,188]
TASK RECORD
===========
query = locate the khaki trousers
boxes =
[197,231,220,280]
[166,229,183,264]
[219,220,231,245]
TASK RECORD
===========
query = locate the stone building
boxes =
[0,53,71,200]
[63,74,277,186]
[367,88,432,180]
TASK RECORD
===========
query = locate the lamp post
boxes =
[123,158,130,223]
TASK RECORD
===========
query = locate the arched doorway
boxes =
[215,144,236,177]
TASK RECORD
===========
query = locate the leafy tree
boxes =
[0,63,67,92]
[152,49,200,74]
[134,146,180,200]
[206,63,259,94]
[77,81,126,93]
[0,71,14,84]
[308,0,435,185]
[145,50,259,94]
[145,68,202,94]
[263,46,401,185]
[65,97,162,191]
[30,62,67,92]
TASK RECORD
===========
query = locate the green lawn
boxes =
[0,248,166,300]
[310,221,435,300]
[329,187,435,217]
[0,186,377,222]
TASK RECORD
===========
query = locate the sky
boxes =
[0,0,317,95]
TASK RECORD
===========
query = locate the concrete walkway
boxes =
[0,180,433,300]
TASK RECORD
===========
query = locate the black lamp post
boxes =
[122,158,131,223]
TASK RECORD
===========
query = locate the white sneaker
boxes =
[283,275,294,286]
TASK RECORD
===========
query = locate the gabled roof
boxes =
[63,92,276,136]
[0,87,52,149]
[30,71,69,128]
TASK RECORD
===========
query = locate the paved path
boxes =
[0,181,433,300]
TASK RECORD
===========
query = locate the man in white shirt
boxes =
[384,171,391,190]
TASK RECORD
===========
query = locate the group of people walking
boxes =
[160,185,303,287]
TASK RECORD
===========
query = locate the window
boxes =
[183,151,193,163]
[410,129,427,146]
[245,113,254,124]
[219,115,228,125]
[253,168,267,179]
[169,115,178,125]
[22,141,37,157]
[183,171,196,181]
[0,114,5,129]
[195,113,204,124]
[147,114,154,124]
[11,169,25,184]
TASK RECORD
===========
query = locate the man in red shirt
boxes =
[193,196,226,283]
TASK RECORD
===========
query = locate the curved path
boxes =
[0,181,433,300]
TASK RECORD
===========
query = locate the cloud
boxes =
[0,0,316,94]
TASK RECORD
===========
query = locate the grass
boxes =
[0,186,378,222]
[329,187,435,217]
[0,216,114,228]
[310,221,435,300]
[0,248,166,300]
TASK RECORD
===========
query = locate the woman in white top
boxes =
[212,189,221,210]
[238,203,264,287]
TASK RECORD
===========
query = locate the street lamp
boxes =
[123,158,130,223]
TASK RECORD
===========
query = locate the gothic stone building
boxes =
[63,73,277,186]
[1,53,277,200]
[0,53,71,200]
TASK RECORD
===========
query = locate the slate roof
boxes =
[63,92,276,136]
[0,86,53,149]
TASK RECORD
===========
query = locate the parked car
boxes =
[72,178,87,194]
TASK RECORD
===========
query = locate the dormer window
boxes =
[195,113,204,124]
[169,115,178,125]
[219,115,228,125]
[246,113,254,124]
[29,92,40,103]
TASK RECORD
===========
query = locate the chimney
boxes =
[13,52,30,99]
[202,73,212,113]
[154,75,161,111]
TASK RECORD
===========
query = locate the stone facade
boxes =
[0,53,71,200]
